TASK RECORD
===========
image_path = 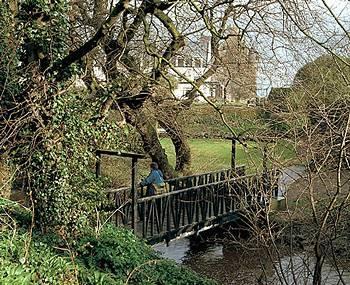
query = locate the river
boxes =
[154,237,350,284]
[154,166,350,284]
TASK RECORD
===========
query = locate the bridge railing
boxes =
[164,165,245,194]
[105,165,245,198]
[103,169,279,243]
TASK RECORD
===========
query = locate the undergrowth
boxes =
[0,198,216,285]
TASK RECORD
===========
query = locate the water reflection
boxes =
[154,239,350,285]
[153,238,190,264]
[270,254,350,285]
[154,239,270,284]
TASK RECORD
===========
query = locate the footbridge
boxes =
[97,150,280,244]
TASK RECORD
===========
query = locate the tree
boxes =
[2,0,350,283]
[0,0,265,230]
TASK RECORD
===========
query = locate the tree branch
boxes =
[50,0,129,73]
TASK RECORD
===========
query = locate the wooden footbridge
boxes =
[96,149,280,244]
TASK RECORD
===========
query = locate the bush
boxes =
[0,231,77,284]
[76,225,216,285]
[0,204,216,285]
[178,104,263,138]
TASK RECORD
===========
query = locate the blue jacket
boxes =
[140,169,164,186]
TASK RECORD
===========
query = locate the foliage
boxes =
[292,55,350,106]
[0,231,78,284]
[18,0,70,66]
[0,3,19,114]
[178,104,266,138]
[0,198,77,284]
[0,0,125,232]
[28,90,125,232]
[76,225,216,285]
[257,108,291,135]
[261,55,350,138]
[280,55,350,123]
[0,203,216,285]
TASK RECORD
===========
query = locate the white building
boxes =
[169,34,258,103]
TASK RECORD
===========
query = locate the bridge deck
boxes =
[104,168,279,244]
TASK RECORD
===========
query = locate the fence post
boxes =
[262,144,269,194]
[231,138,236,170]
[131,157,138,232]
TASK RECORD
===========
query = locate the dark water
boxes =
[154,238,350,284]
[154,238,270,284]
[153,166,350,284]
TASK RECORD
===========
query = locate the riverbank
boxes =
[0,198,216,284]
[155,236,350,285]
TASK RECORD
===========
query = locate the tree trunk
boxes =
[313,244,324,285]
[159,117,191,174]
[124,106,176,179]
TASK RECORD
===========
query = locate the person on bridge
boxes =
[140,162,166,196]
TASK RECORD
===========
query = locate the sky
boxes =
[251,0,350,96]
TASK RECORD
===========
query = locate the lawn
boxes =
[160,138,296,174]
[100,138,296,187]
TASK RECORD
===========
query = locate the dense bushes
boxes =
[178,104,264,138]
[0,198,216,285]
[0,231,77,284]
[76,226,216,285]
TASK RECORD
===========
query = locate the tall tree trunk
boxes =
[313,249,324,285]
[124,106,176,179]
[159,117,191,174]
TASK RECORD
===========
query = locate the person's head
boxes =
[150,162,158,170]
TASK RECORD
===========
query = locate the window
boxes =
[177,57,184,67]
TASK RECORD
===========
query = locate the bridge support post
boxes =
[262,144,270,194]
[231,138,236,170]
[131,157,138,232]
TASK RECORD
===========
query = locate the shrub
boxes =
[76,225,216,285]
[0,230,78,284]
[0,204,216,285]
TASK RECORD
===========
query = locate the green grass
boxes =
[161,138,296,174]
[101,138,296,187]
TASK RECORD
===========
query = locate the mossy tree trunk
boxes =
[124,106,176,178]
[159,117,191,174]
